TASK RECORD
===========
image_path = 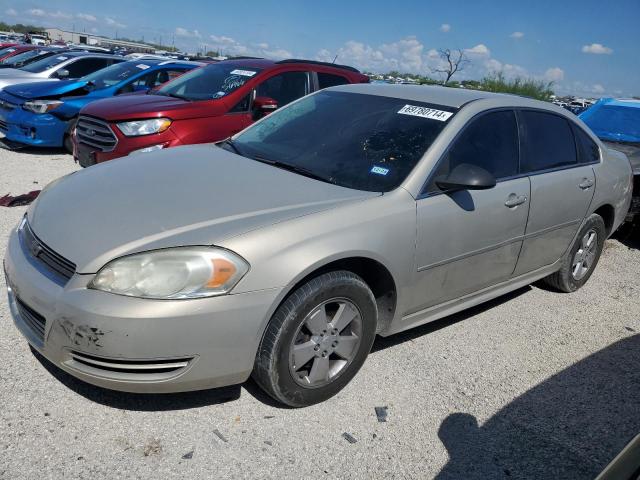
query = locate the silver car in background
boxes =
[3,84,632,406]
[0,52,124,89]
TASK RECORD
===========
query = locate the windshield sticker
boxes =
[397,104,453,122]
[56,56,68,61]
[136,64,150,70]
[230,69,257,77]
[212,91,226,99]
[371,166,390,176]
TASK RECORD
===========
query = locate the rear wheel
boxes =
[253,271,377,407]
[542,214,606,292]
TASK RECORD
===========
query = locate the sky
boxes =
[2,0,638,97]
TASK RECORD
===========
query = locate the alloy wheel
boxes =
[572,229,598,280]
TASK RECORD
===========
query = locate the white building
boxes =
[45,28,155,53]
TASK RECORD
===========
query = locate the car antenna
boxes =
[332,54,338,64]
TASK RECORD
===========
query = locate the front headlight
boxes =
[89,247,249,299]
[116,118,172,137]
[23,99,63,114]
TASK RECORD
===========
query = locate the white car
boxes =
[29,35,48,46]
[0,52,123,89]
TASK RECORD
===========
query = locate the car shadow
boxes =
[0,140,69,156]
[611,222,640,250]
[434,334,640,479]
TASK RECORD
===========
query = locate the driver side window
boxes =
[255,71,310,107]
[426,110,519,193]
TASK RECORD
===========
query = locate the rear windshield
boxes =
[156,63,262,101]
[20,53,72,73]
[0,47,17,56]
[81,62,153,88]
[582,105,640,143]
[0,49,45,66]
[231,90,456,192]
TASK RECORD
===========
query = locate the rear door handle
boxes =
[505,194,528,208]
[579,178,594,190]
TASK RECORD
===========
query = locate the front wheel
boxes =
[253,271,378,407]
[542,214,606,292]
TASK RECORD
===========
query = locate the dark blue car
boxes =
[0,59,202,151]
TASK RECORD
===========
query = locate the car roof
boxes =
[600,98,640,109]
[213,58,362,74]
[329,83,562,110]
[129,58,204,68]
[57,51,123,60]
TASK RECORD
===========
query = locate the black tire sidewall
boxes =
[262,272,377,407]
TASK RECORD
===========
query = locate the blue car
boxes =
[0,59,202,152]
[580,98,640,222]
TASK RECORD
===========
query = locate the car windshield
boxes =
[81,62,150,88]
[0,47,17,56]
[582,105,640,143]
[156,63,261,101]
[0,49,42,66]
[231,90,456,192]
[20,53,73,73]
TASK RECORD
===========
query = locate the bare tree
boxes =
[431,48,469,85]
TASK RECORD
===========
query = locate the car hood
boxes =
[604,141,640,174]
[0,68,36,78]
[80,93,227,121]
[28,144,378,273]
[5,79,88,100]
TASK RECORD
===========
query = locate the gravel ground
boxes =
[1,146,639,480]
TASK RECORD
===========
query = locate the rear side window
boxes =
[317,72,349,89]
[256,71,310,107]
[519,111,577,172]
[64,58,111,78]
[573,125,600,164]
[428,110,519,192]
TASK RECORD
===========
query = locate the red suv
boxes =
[74,58,369,166]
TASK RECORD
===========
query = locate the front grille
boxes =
[0,119,7,131]
[16,298,46,343]
[19,218,76,282]
[69,351,193,375]
[76,116,118,152]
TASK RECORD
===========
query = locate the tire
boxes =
[253,270,378,407]
[542,214,606,293]
[63,118,77,154]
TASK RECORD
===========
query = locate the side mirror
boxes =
[253,96,278,119]
[435,163,496,191]
[56,68,70,79]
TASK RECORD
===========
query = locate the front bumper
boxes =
[4,228,281,393]
[0,106,67,148]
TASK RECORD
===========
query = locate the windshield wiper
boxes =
[250,155,336,185]
[221,138,243,156]
[156,91,189,101]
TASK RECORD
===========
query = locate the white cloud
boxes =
[208,35,291,59]
[175,27,201,38]
[6,8,17,16]
[105,17,126,29]
[544,67,564,82]
[582,43,613,55]
[77,13,97,22]
[591,84,605,94]
[510,31,524,39]
[465,44,490,56]
[440,23,451,33]
[26,8,46,16]
[26,8,72,19]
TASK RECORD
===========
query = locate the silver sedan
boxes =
[4,84,633,406]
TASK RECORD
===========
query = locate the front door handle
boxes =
[579,178,594,190]
[505,194,528,208]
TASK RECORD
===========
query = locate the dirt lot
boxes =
[1,147,639,480]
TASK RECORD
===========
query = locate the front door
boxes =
[413,109,530,311]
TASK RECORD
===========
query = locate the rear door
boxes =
[513,110,596,275]
[414,109,530,309]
